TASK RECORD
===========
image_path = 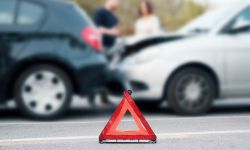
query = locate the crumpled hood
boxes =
[122,33,192,59]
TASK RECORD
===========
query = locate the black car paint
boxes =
[0,0,108,102]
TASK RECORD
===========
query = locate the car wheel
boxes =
[14,64,73,119]
[167,67,216,115]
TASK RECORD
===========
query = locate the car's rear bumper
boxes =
[76,64,108,95]
[75,63,128,96]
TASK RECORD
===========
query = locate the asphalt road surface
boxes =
[1,96,250,150]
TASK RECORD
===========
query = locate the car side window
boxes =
[0,0,17,25]
[231,7,250,33]
[17,1,44,25]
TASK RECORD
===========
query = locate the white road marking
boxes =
[0,136,97,145]
[1,115,250,126]
[1,130,250,145]
[157,130,250,139]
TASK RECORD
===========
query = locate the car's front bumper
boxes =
[119,59,169,100]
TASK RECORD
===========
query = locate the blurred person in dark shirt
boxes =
[89,0,121,105]
[94,0,121,49]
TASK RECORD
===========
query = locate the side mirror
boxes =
[228,19,250,34]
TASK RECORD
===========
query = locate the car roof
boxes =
[222,1,250,8]
[50,0,68,1]
[26,0,72,4]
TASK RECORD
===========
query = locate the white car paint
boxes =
[120,2,250,100]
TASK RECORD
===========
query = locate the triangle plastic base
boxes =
[100,139,157,144]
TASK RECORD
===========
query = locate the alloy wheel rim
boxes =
[175,74,209,110]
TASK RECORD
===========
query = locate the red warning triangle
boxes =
[99,90,157,143]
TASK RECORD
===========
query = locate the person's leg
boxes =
[88,93,96,106]
[100,88,110,105]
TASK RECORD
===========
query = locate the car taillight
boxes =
[81,27,103,52]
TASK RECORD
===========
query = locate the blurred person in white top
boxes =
[135,0,162,39]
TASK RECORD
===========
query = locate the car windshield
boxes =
[178,6,233,34]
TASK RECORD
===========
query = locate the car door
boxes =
[0,0,45,75]
[224,6,250,97]
[0,0,19,74]
[11,0,46,51]
[1,0,46,66]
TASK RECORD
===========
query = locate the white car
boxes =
[120,2,250,115]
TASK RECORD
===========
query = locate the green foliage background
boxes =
[72,0,206,35]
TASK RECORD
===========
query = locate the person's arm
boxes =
[134,19,141,36]
[98,27,120,36]
[94,10,120,36]
[150,16,161,34]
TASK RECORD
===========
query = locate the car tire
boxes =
[167,67,216,115]
[14,64,73,120]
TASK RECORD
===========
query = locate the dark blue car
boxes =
[0,0,113,119]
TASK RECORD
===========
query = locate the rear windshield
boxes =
[53,1,96,34]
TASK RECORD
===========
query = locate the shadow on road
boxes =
[1,100,250,121]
